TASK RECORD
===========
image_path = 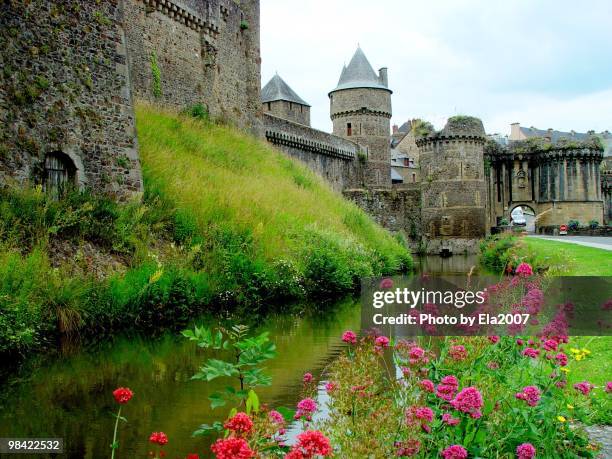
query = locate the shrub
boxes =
[588,220,599,230]
[568,220,580,231]
[479,234,515,273]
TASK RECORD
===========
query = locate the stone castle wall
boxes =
[0,1,142,198]
[0,0,262,197]
[263,100,310,126]
[123,0,261,131]
[343,185,422,241]
[263,114,361,192]
[330,87,391,188]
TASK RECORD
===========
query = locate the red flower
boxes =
[303,372,313,383]
[112,387,133,404]
[211,437,254,459]
[186,455,200,459]
[224,412,253,434]
[451,386,483,419]
[149,432,168,445]
[290,430,332,457]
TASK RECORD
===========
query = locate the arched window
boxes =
[44,152,77,194]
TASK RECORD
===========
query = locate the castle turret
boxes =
[329,47,392,187]
[417,116,488,254]
[262,74,311,126]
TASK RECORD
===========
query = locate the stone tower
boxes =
[417,116,488,254]
[329,47,392,187]
[261,74,311,126]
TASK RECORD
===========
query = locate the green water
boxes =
[0,255,481,459]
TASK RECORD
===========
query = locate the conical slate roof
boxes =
[261,74,310,106]
[330,47,390,93]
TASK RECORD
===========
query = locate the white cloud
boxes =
[261,0,612,135]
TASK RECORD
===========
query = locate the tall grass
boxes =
[0,104,411,356]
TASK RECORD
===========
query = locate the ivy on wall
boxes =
[150,52,162,98]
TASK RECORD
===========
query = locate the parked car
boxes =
[511,207,526,226]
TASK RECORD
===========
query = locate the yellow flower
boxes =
[557,416,566,423]
[575,354,584,361]
[581,348,591,355]
[560,367,570,373]
[567,404,574,410]
[570,348,580,353]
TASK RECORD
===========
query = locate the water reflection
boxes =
[0,255,478,458]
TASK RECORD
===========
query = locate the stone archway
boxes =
[510,204,536,233]
[43,151,77,195]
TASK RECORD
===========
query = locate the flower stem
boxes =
[111,406,121,459]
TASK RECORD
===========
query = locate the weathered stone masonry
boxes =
[263,114,361,192]
[0,0,142,197]
[0,0,261,198]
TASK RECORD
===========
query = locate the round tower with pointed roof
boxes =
[329,47,392,187]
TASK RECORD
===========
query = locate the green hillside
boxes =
[0,104,411,355]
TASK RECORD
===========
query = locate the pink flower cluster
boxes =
[409,346,428,365]
[555,352,568,366]
[515,386,541,407]
[573,381,594,396]
[375,335,390,349]
[606,381,612,393]
[303,372,313,384]
[342,330,357,344]
[224,412,253,434]
[211,437,254,459]
[436,375,459,401]
[285,430,332,458]
[515,262,533,277]
[420,379,435,393]
[395,439,420,456]
[442,413,460,426]
[295,398,317,421]
[516,442,536,459]
[450,386,483,419]
[488,335,500,344]
[441,444,468,459]
[449,345,467,361]
[406,406,434,433]
[522,347,539,358]
[268,410,285,426]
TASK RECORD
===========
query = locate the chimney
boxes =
[392,124,398,134]
[378,67,388,87]
[510,122,521,140]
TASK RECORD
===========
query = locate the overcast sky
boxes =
[260,0,612,135]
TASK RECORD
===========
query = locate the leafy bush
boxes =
[479,234,516,273]
[588,220,599,230]
[568,220,580,231]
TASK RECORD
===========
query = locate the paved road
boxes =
[528,235,612,251]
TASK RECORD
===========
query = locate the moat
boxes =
[0,255,482,459]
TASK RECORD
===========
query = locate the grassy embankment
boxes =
[480,234,611,423]
[0,104,411,356]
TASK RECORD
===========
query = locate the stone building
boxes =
[261,47,609,253]
[262,74,310,126]
[329,47,392,188]
[486,136,605,231]
[0,0,261,198]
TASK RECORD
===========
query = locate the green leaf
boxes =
[208,392,227,409]
[238,341,276,366]
[248,390,260,413]
[243,367,272,387]
[197,359,239,381]
[192,421,224,437]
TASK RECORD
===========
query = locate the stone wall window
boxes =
[412,173,416,183]
[43,152,77,195]
[266,102,271,110]
[347,122,352,136]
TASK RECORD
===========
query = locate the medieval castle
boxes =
[1,0,609,254]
